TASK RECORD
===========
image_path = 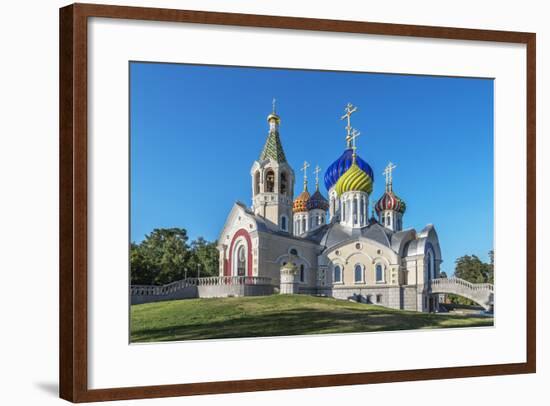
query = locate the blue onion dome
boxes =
[375,191,406,214]
[335,161,374,196]
[324,149,374,191]
[307,189,329,211]
[293,189,311,213]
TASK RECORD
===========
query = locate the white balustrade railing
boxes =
[430,277,493,293]
[130,276,273,296]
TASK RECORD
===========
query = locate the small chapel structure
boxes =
[217,102,443,312]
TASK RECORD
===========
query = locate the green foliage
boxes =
[130,228,219,285]
[449,250,494,305]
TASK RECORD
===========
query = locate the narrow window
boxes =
[376,264,384,282]
[334,265,342,283]
[354,264,363,283]
[376,294,382,303]
[300,264,305,282]
[237,245,246,276]
[281,215,287,231]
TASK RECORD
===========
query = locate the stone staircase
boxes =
[429,277,494,311]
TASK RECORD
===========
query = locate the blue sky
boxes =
[130,62,494,275]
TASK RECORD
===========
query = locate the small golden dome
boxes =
[293,190,311,213]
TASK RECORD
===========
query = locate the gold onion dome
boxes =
[293,189,311,213]
[335,161,373,196]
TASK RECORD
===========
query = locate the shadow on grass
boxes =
[131,306,493,342]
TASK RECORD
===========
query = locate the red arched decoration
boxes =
[226,228,253,277]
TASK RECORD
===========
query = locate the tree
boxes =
[454,254,491,284]
[188,237,219,277]
[130,228,220,285]
[130,242,156,285]
[131,228,191,285]
[449,250,494,305]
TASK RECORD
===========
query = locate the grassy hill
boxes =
[130,295,493,342]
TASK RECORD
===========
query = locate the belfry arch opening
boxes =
[265,169,275,192]
[280,171,288,195]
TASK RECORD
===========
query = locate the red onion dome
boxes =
[375,191,406,214]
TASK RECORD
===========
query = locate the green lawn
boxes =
[130,295,493,342]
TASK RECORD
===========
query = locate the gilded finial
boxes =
[313,165,322,191]
[341,103,358,148]
[383,162,397,192]
[349,128,361,163]
[300,160,310,191]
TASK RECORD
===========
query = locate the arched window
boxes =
[334,265,342,283]
[254,171,260,195]
[426,249,435,280]
[280,215,287,231]
[280,172,287,195]
[300,264,305,282]
[376,264,384,283]
[353,198,358,224]
[236,245,246,276]
[354,264,363,283]
[265,170,275,192]
[386,215,391,226]
[301,218,306,233]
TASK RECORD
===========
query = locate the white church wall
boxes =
[324,240,399,288]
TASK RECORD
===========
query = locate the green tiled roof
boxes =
[259,130,287,163]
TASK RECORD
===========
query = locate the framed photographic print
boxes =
[59,3,536,402]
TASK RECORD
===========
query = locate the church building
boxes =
[217,102,443,312]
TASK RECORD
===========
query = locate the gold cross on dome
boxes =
[301,160,310,191]
[340,103,358,146]
[301,161,310,177]
[313,165,322,189]
[383,162,397,189]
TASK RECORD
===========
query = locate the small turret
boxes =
[375,162,406,231]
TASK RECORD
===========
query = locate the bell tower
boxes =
[251,100,295,233]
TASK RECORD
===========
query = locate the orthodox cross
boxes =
[272,97,277,114]
[313,165,322,190]
[340,103,358,147]
[383,162,397,191]
[301,160,310,190]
